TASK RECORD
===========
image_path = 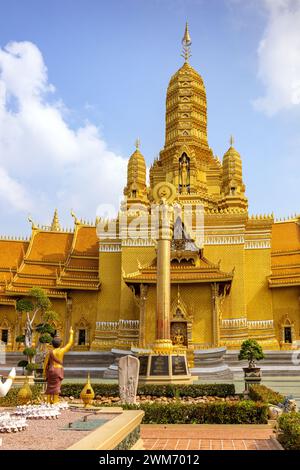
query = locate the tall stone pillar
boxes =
[139,284,148,348]
[154,200,174,352]
[138,182,192,383]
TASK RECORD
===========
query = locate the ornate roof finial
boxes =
[181,22,192,63]
[135,138,140,150]
[28,215,37,230]
[51,208,61,231]
[230,135,234,147]
[71,210,79,225]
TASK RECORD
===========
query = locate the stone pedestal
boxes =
[138,352,193,384]
[192,347,233,379]
[243,367,262,394]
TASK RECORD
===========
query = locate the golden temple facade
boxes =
[0,25,299,353]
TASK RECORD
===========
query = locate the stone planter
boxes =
[243,366,262,395]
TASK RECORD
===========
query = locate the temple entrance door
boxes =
[78,329,86,346]
[1,329,8,344]
[284,326,292,344]
[171,322,188,347]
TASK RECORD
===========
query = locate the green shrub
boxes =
[35,323,56,335]
[249,384,284,405]
[60,383,235,399]
[0,384,43,407]
[39,333,53,344]
[15,335,25,343]
[278,413,300,450]
[238,339,264,367]
[121,401,268,424]
[26,363,40,372]
[138,384,235,398]
[23,347,37,358]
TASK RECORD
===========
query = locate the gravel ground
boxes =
[0,408,117,450]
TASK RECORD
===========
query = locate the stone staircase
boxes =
[1,350,300,380]
[0,351,114,379]
[224,350,300,377]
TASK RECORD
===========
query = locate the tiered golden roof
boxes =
[124,253,233,285]
[0,212,100,298]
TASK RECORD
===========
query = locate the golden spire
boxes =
[230,135,234,147]
[181,22,192,63]
[51,209,61,231]
[135,138,140,150]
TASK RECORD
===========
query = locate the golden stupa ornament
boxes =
[181,22,192,62]
[18,377,33,405]
[80,373,95,407]
[135,137,140,150]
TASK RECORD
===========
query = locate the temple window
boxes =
[78,329,86,346]
[284,326,292,344]
[1,329,8,344]
[132,190,137,198]
[75,317,90,350]
[280,314,295,349]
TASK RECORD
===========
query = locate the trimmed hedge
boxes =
[122,401,268,424]
[249,384,284,406]
[60,383,235,399]
[278,413,300,450]
[0,385,42,407]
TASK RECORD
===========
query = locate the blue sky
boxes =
[0,0,299,234]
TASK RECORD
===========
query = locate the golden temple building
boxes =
[0,25,299,354]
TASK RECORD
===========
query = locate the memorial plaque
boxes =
[150,355,169,376]
[139,356,149,376]
[172,355,187,376]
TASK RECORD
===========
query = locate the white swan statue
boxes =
[0,368,16,397]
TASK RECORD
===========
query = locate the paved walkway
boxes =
[141,424,282,451]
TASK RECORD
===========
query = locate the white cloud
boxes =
[0,166,32,211]
[254,0,300,115]
[0,41,127,227]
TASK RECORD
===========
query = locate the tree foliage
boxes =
[16,287,59,374]
[238,339,264,367]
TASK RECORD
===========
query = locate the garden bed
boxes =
[61,383,235,399]
[277,412,300,450]
[122,401,268,424]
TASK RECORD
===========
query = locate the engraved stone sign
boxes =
[118,355,140,404]
[150,355,169,376]
[172,356,187,376]
[139,356,149,376]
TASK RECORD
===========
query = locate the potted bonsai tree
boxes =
[238,339,264,394]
